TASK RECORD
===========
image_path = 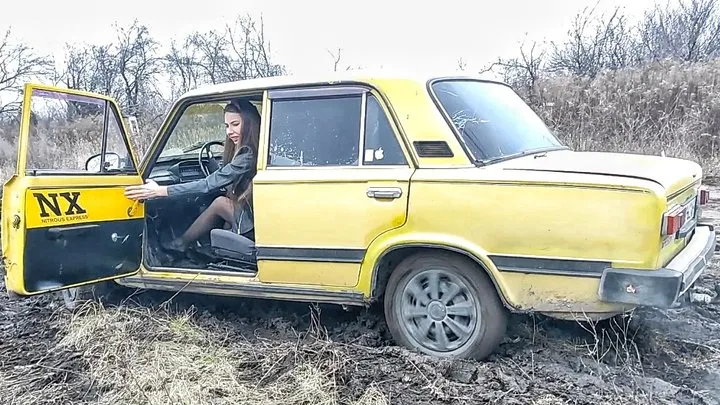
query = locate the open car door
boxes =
[1,84,144,296]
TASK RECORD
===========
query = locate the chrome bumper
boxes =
[598,224,717,308]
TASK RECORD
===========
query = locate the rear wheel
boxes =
[383,252,508,360]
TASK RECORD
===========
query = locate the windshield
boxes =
[430,79,565,163]
[158,102,227,160]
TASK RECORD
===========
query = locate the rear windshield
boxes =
[430,80,565,163]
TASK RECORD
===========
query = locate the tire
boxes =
[57,280,127,310]
[383,251,508,360]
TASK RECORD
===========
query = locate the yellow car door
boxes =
[1,84,145,296]
[253,86,414,287]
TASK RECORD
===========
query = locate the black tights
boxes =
[176,196,235,248]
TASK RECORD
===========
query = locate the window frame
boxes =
[24,94,139,177]
[140,93,265,179]
[101,103,139,175]
[362,93,408,167]
[265,85,411,170]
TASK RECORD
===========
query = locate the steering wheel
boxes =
[198,140,225,177]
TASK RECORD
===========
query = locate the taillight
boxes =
[663,207,685,235]
[699,187,710,205]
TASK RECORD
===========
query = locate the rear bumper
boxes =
[598,224,717,308]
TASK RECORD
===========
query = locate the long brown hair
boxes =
[223,99,260,207]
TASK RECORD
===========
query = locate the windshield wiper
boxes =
[481,145,570,165]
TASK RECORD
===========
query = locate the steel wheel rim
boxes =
[396,268,479,353]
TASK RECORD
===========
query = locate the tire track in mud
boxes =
[1,187,720,404]
[0,285,96,404]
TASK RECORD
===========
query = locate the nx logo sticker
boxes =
[33,192,88,223]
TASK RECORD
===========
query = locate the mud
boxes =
[2,187,720,404]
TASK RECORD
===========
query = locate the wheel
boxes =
[57,280,127,310]
[383,252,508,360]
[61,287,80,310]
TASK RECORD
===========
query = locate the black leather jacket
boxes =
[166,146,256,234]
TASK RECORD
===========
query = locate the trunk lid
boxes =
[497,150,702,198]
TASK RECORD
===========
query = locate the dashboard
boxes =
[148,155,224,185]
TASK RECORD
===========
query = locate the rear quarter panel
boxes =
[360,166,668,314]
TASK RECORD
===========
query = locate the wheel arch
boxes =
[368,243,515,310]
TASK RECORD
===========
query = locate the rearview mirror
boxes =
[85,152,121,173]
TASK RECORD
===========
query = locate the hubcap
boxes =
[397,269,478,353]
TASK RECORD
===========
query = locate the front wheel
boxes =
[57,280,128,310]
[383,252,508,360]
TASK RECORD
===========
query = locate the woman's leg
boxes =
[170,196,235,251]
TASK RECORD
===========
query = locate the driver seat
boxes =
[210,229,257,269]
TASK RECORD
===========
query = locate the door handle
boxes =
[111,232,130,243]
[367,187,402,199]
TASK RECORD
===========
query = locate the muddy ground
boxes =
[2,188,720,405]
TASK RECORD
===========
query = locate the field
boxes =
[1,59,720,404]
[2,0,720,401]
[1,184,720,405]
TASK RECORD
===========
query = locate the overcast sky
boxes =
[3,0,660,76]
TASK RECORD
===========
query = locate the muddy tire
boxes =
[60,287,81,310]
[383,252,508,360]
[57,280,126,310]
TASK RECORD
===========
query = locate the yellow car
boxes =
[1,73,716,361]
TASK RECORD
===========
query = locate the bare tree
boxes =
[163,13,286,96]
[164,39,203,97]
[185,29,232,85]
[547,3,640,78]
[0,29,53,116]
[224,14,285,80]
[325,47,361,71]
[639,0,720,62]
[114,21,163,119]
[457,57,467,72]
[56,21,167,138]
[485,38,548,102]
[59,43,122,99]
[328,48,343,71]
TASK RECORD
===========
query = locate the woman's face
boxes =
[224,111,243,145]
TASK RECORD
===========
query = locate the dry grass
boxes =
[4,277,720,404]
[52,301,388,405]
[527,59,720,175]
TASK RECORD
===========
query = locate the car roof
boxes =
[178,69,508,99]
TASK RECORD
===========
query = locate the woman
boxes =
[124,99,260,253]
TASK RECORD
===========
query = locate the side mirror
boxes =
[85,152,121,172]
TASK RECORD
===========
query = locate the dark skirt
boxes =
[231,203,255,241]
